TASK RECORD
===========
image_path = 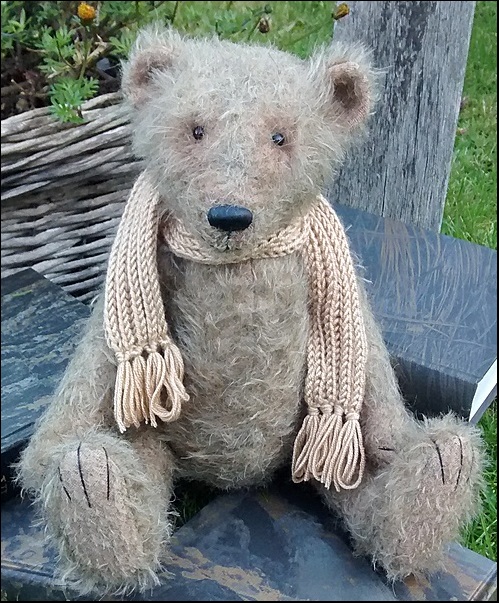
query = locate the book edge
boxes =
[470,360,498,421]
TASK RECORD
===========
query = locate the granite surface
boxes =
[2,478,496,601]
[1,268,90,499]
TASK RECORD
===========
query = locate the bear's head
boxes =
[121,26,375,251]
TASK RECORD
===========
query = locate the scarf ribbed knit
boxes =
[104,170,367,492]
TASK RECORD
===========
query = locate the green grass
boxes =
[169,0,336,57]
[443,1,497,563]
[443,2,497,251]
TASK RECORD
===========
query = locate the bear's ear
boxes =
[121,26,183,108]
[309,43,376,130]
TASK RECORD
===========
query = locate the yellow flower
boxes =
[78,2,96,23]
[333,3,350,21]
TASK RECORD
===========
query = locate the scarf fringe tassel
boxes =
[113,341,189,433]
[292,410,365,492]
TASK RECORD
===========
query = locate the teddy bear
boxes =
[17,26,484,596]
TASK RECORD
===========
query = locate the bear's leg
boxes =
[50,428,174,591]
[46,429,175,594]
[318,286,485,581]
[17,296,176,594]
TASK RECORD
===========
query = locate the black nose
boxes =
[207,205,253,231]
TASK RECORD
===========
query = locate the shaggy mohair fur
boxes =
[17,27,484,595]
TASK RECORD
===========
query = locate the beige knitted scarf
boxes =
[104,171,367,492]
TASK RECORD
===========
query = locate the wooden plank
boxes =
[329,1,476,231]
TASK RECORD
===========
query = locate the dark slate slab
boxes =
[332,202,497,424]
[1,478,496,601]
[1,268,91,499]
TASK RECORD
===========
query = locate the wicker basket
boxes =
[1,92,141,303]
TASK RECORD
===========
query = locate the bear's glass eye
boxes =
[193,126,205,140]
[272,132,285,146]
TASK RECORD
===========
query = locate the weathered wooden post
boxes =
[328,1,476,231]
